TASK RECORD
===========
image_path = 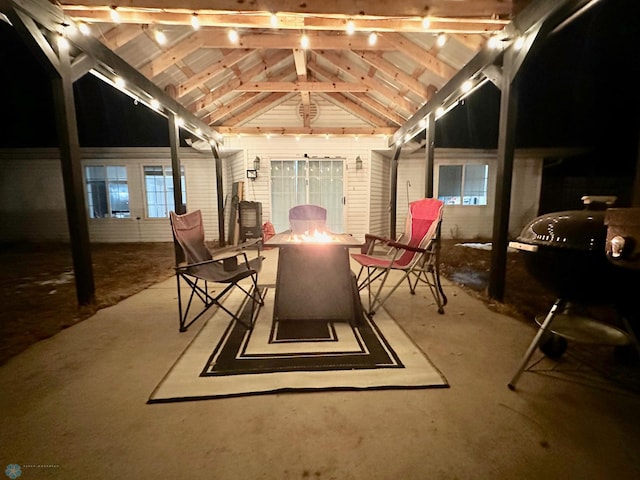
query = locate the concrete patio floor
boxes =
[1,248,639,479]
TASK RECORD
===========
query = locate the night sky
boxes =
[1,0,639,197]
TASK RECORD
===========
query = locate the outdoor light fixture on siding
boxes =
[355,156,363,170]
[253,156,261,171]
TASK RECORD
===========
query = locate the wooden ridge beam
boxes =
[215,126,397,136]
[235,81,370,92]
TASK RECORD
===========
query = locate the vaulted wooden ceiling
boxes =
[52,1,533,138]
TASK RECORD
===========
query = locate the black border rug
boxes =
[149,287,447,403]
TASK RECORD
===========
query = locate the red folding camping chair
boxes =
[351,198,447,315]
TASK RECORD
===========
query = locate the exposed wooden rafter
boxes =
[42,0,525,136]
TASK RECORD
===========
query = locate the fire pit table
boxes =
[266,231,363,324]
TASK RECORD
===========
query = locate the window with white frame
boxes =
[144,165,186,218]
[437,164,488,205]
[85,165,130,218]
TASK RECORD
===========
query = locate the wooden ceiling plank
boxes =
[177,48,255,97]
[224,92,293,126]
[321,92,391,127]
[315,50,418,115]
[452,33,489,51]
[354,50,435,99]
[307,60,405,125]
[350,93,407,125]
[188,50,292,112]
[137,30,203,78]
[381,32,458,80]
[201,69,295,124]
[100,24,144,50]
[203,92,261,125]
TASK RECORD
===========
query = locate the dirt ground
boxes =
[0,238,563,366]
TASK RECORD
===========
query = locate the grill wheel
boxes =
[539,331,568,359]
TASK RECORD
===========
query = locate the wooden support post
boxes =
[211,142,227,247]
[424,112,436,198]
[488,52,519,301]
[389,144,402,239]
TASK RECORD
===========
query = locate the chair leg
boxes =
[508,298,565,390]
[178,276,220,332]
[370,269,413,314]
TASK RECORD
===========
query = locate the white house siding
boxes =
[223,135,387,241]
[508,156,543,233]
[0,144,542,244]
[368,150,391,238]
[0,147,223,243]
[0,149,68,241]
[394,148,544,240]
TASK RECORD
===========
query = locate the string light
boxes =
[514,36,525,50]
[346,20,355,35]
[154,30,167,45]
[150,98,160,110]
[270,13,278,28]
[109,6,120,23]
[436,33,447,47]
[422,17,431,29]
[77,22,91,35]
[228,29,239,43]
[190,13,200,30]
[488,35,501,49]
[368,32,377,46]
[114,76,125,89]
[57,34,69,51]
[461,80,473,93]
[300,34,309,49]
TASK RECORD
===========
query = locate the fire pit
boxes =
[508,196,639,389]
[266,228,362,325]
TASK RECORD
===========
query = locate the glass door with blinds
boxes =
[270,158,345,233]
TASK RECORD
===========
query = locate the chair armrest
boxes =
[175,258,219,270]
[385,240,426,254]
[364,233,391,243]
[237,238,262,249]
[362,233,392,253]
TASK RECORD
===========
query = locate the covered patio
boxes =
[2,0,639,476]
[1,248,639,478]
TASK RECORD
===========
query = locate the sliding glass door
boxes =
[270,158,344,233]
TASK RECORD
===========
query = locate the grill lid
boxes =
[516,197,616,252]
[517,209,608,251]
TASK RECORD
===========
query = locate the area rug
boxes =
[148,287,448,403]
